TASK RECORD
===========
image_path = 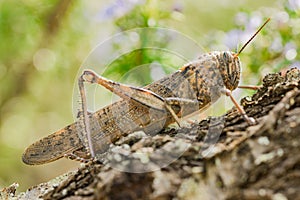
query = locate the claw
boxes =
[243,115,257,126]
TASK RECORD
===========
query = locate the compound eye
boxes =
[223,52,229,63]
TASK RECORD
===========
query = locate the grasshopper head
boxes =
[216,18,270,91]
[217,51,241,91]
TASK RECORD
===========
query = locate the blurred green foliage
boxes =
[0,0,299,192]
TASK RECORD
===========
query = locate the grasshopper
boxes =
[22,19,270,165]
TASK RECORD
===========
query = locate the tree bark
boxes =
[5,68,300,200]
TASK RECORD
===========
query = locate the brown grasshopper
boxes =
[22,18,270,165]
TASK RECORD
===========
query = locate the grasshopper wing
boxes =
[22,123,83,165]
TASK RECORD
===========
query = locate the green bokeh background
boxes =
[0,0,299,192]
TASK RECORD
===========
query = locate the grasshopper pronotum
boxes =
[22,18,270,165]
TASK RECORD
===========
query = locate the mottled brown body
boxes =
[23,18,270,165]
[22,51,241,165]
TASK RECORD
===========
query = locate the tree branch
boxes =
[11,68,300,200]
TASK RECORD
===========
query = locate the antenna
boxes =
[234,18,270,58]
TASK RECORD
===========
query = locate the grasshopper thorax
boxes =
[216,51,241,91]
